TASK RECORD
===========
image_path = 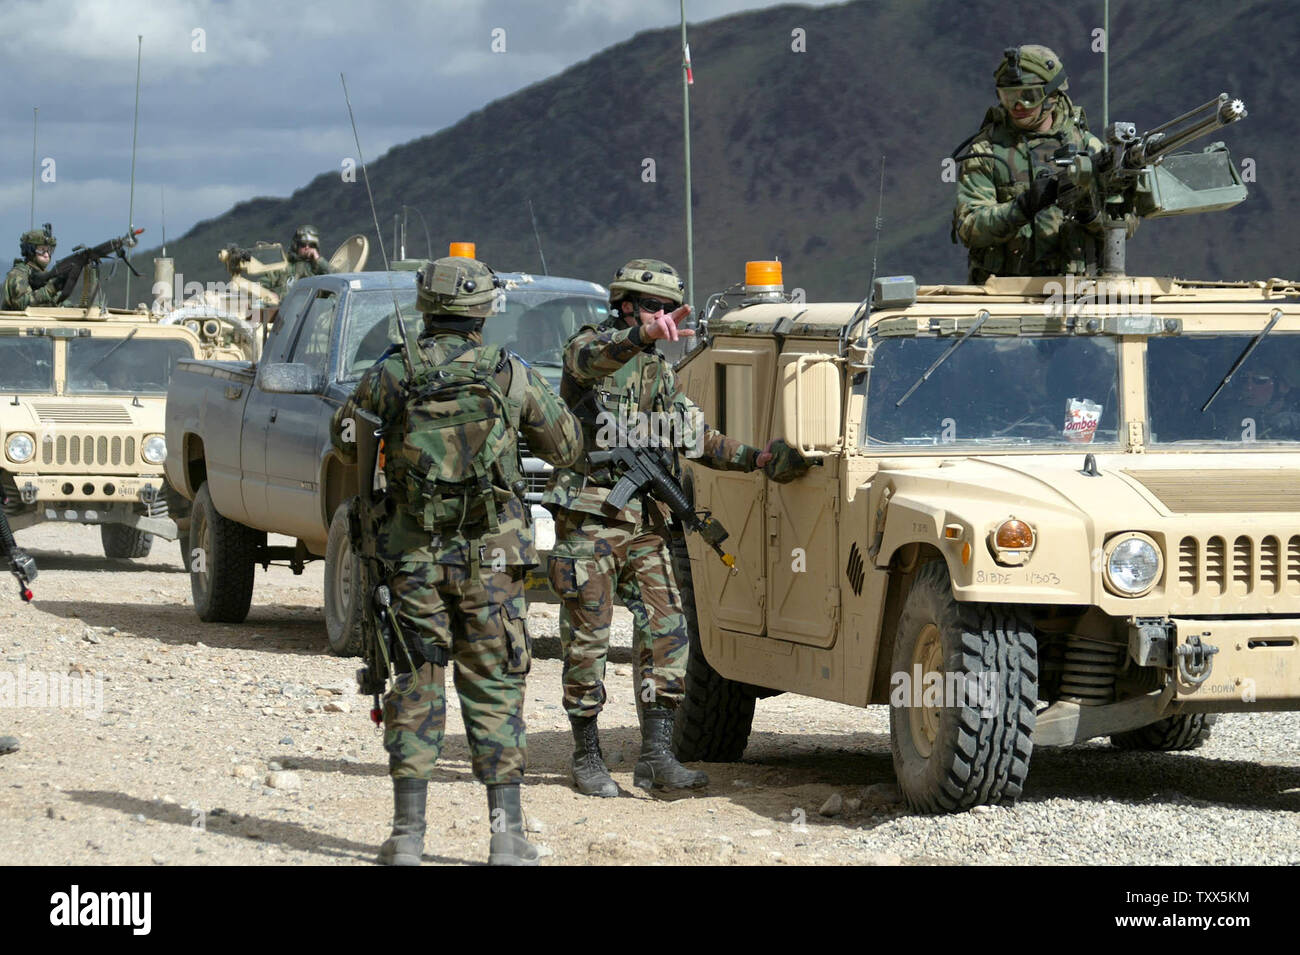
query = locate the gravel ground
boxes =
[1,523,1298,866]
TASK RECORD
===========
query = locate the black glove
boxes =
[1015,173,1059,219]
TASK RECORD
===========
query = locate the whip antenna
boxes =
[341,72,416,382]
[527,198,548,275]
[125,35,143,308]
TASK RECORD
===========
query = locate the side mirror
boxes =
[259,362,323,395]
[780,353,843,457]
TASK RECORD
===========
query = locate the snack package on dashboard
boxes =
[1064,397,1102,443]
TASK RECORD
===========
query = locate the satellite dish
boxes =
[329,234,370,273]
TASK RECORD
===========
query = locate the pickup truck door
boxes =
[251,287,339,544]
[239,284,313,529]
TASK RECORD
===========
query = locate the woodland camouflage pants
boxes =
[546,507,689,719]
[382,563,531,785]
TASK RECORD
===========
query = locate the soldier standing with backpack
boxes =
[331,256,581,866]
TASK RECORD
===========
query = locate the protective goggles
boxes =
[997,84,1049,111]
[636,296,675,314]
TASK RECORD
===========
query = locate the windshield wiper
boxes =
[92,327,139,370]
[895,310,989,407]
[1200,308,1282,413]
[524,359,563,367]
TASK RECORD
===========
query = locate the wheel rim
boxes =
[330,535,353,624]
[908,623,944,759]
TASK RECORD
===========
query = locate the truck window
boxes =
[715,363,755,445]
[0,338,54,393]
[288,291,338,379]
[1148,333,1300,443]
[859,335,1119,448]
[339,289,420,381]
[67,338,197,395]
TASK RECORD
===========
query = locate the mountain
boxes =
[110,0,1298,307]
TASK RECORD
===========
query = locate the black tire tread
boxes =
[324,501,364,657]
[191,482,261,623]
[892,560,1039,813]
[670,534,760,763]
[1110,713,1216,751]
[101,523,154,559]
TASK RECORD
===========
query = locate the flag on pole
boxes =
[684,42,694,85]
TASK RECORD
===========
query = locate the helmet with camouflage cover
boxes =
[416,256,502,320]
[291,224,321,250]
[608,258,685,308]
[994,44,1068,113]
[20,226,56,261]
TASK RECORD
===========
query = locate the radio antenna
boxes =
[30,108,38,229]
[125,35,143,308]
[527,198,549,275]
[340,72,416,382]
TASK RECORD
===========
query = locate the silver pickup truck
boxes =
[165,269,607,654]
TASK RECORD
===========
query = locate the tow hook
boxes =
[1176,632,1219,685]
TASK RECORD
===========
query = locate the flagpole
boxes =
[680,0,695,311]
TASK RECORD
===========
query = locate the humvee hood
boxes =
[875,455,1159,522]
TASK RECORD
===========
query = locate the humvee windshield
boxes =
[860,335,1120,447]
[1148,333,1300,443]
[0,338,54,393]
[66,337,195,395]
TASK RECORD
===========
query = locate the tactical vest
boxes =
[960,104,1101,282]
[561,329,669,487]
[384,338,526,536]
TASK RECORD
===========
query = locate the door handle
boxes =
[269,409,278,423]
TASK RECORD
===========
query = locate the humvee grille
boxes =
[1176,533,1300,597]
[32,403,134,424]
[41,435,137,467]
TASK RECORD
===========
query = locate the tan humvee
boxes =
[672,269,1300,813]
[0,299,253,559]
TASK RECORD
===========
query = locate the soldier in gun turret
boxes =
[330,256,580,866]
[3,226,65,310]
[952,45,1108,283]
[543,258,808,798]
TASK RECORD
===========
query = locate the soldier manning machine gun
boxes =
[1050,93,1248,275]
[29,227,145,308]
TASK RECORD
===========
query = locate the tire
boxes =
[1110,713,1216,751]
[889,560,1038,813]
[670,532,761,763]
[101,523,154,559]
[189,482,262,623]
[324,500,364,657]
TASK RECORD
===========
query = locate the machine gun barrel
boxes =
[1128,94,1247,167]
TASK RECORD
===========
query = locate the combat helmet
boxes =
[416,256,502,321]
[994,44,1068,112]
[20,225,56,261]
[291,224,321,249]
[609,259,685,308]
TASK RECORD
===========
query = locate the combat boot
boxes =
[486,783,539,866]
[569,714,618,797]
[633,707,709,791]
[376,777,427,866]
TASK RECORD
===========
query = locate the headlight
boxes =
[1104,533,1163,596]
[142,435,167,465]
[5,433,35,464]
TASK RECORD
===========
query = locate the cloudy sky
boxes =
[0,0,841,253]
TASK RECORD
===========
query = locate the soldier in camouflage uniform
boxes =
[330,256,581,866]
[544,258,801,797]
[3,227,64,310]
[259,225,335,297]
[953,45,1107,284]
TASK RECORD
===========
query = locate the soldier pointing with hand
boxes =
[544,258,808,798]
